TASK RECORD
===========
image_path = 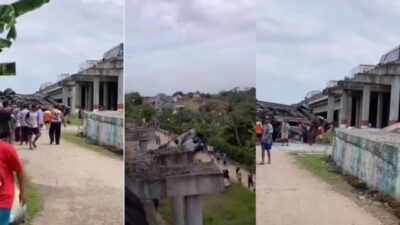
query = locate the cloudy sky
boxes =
[258,0,400,104]
[0,0,122,94]
[125,0,255,96]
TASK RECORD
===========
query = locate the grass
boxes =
[291,153,343,184]
[65,114,82,126]
[62,132,104,152]
[159,184,255,225]
[26,182,43,223]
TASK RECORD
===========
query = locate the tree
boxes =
[0,0,50,75]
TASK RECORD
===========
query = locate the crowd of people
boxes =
[0,100,67,149]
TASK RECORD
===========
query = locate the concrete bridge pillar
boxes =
[185,195,203,225]
[389,76,400,125]
[172,197,185,225]
[377,93,384,128]
[117,70,123,111]
[71,86,76,113]
[103,82,109,110]
[339,92,348,128]
[347,96,353,127]
[88,85,93,111]
[93,78,100,112]
[355,97,360,128]
[327,95,335,122]
[62,86,68,106]
[361,86,370,128]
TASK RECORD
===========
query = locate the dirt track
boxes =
[15,128,123,225]
[256,146,396,225]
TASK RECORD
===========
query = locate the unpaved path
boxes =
[15,128,123,225]
[256,146,386,225]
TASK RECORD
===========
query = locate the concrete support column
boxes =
[70,86,77,114]
[347,96,353,127]
[84,86,89,110]
[185,195,202,225]
[339,92,348,128]
[355,97,360,128]
[75,83,81,113]
[88,85,93,111]
[93,78,100,112]
[172,197,185,225]
[117,70,123,111]
[62,86,68,106]
[377,93,384,128]
[361,86,371,128]
[103,82,109,110]
[327,95,335,122]
[389,76,400,125]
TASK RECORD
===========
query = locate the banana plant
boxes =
[0,0,50,75]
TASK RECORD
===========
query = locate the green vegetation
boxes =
[0,0,50,75]
[62,132,104,152]
[159,184,255,225]
[316,132,335,145]
[26,182,43,223]
[125,88,256,169]
[65,114,82,126]
[292,153,342,184]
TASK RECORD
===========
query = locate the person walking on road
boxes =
[0,101,12,144]
[19,105,29,145]
[260,118,273,165]
[43,109,52,129]
[26,105,42,150]
[0,140,27,225]
[49,105,66,145]
[256,121,263,145]
[281,119,290,146]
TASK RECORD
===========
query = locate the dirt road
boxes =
[15,129,123,225]
[256,146,386,225]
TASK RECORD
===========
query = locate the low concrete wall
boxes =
[333,129,400,199]
[83,111,123,152]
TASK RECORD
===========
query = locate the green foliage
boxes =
[26,182,43,223]
[159,184,255,225]
[210,137,255,171]
[125,88,257,168]
[292,153,342,184]
[316,132,335,145]
[0,0,50,75]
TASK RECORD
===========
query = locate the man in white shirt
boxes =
[37,105,44,128]
[26,104,41,150]
[19,104,30,145]
[49,104,66,145]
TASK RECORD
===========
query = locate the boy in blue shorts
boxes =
[260,118,273,164]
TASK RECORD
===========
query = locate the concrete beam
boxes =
[93,78,100,111]
[327,95,335,122]
[185,195,202,225]
[172,197,185,225]
[117,70,123,111]
[389,76,400,125]
[377,93,384,128]
[340,92,348,128]
[361,86,371,128]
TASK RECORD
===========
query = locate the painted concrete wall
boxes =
[333,130,400,199]
[83,111,123,152]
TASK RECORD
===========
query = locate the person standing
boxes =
[26,105,41,150]
[260,118,273,164]
[37,105,44,129]
[0,140,27,225]
[281,119,290,146]
[0,101,12,144]
[255,121,262,145]
[43,109,52,129]
[13,107,21,142]
[222,152,227,166]
[248,172,254,190]
[49,105,66,145]
[19,105,30,145]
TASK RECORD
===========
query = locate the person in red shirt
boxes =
[0,140,27,225]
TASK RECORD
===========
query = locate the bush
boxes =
[316,132,335,145]
[210,137,255,170]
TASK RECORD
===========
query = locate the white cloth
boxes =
[26,111,39,128]
[19,109,29,127]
